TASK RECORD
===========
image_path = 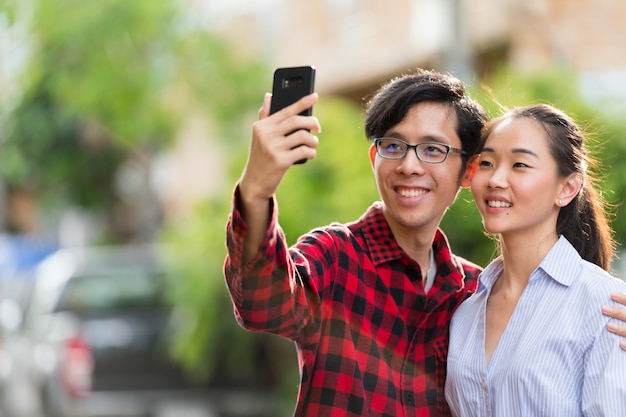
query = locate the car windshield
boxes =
[56,271,165,312]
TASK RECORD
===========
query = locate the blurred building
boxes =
[194,0,626,105]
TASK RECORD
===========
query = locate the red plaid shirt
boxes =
[224,189,480,417]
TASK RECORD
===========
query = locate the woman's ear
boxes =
[460,155,480,187]
[557,173,583,206]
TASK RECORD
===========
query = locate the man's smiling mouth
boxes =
[397,188,428,198]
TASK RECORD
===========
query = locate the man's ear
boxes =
[460,155,480,187]
[369,144,376,167]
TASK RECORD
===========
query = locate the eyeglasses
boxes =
[373,138,467,164]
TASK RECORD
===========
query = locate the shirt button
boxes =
[481,380,487,390]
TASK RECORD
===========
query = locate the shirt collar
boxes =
[358,202,467,291]
[359,202,403,265]
[537,235,581,286]
[478,235,581,292]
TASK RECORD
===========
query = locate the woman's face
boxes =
[471,117,567,240]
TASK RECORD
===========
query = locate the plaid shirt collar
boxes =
[358,201,468,294]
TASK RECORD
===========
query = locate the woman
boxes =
[445,104,626,416]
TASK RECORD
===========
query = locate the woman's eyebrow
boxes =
[481,146,539,158]
[512,148,540,158]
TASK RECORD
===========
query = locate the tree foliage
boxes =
[1,0,178,210]
[0,0,292,397]
[0,0,269,242]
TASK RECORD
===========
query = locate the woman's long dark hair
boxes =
[482,104,616,271]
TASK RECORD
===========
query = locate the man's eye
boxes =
[424,145,446,154]
[381,141,405,153]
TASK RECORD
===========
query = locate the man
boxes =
[223,69,626,416]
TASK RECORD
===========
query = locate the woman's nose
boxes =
[488,167,508,188]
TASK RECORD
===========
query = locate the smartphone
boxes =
[269,66,316,164]
[270,66,316,115]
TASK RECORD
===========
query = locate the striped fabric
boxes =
[445,236,626,416]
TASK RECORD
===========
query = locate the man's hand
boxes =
[238,93,321,263]
[240,92,321,205]
[603,292,626,351]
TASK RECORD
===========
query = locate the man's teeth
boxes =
[487,200,512,208]
[399,189,426,197]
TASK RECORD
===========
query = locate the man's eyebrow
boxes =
[384,130,453,144]
[481,146,539,158]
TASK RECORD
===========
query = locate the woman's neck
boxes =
[497,231,559,289]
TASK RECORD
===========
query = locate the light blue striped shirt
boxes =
[445,236,626,416]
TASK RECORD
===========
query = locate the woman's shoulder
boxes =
[574,260,626,310]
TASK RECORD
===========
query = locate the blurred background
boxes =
[0,0,625,416]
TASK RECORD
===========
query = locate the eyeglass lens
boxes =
[376,139,450,163]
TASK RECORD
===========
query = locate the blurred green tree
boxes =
[0,0,266,242]
[1,0,290,400]
[0,0,179,239]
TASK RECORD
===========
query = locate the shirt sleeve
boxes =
[582,295,626,416]
[223,184,322,343]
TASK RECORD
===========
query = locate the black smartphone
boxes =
[270,66,316,115]
[269,66,316,164]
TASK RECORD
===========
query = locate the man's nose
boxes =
[398,148,426,174]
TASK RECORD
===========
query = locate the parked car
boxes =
[0,245,281,417]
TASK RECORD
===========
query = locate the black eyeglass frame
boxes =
[373,137,467,164]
